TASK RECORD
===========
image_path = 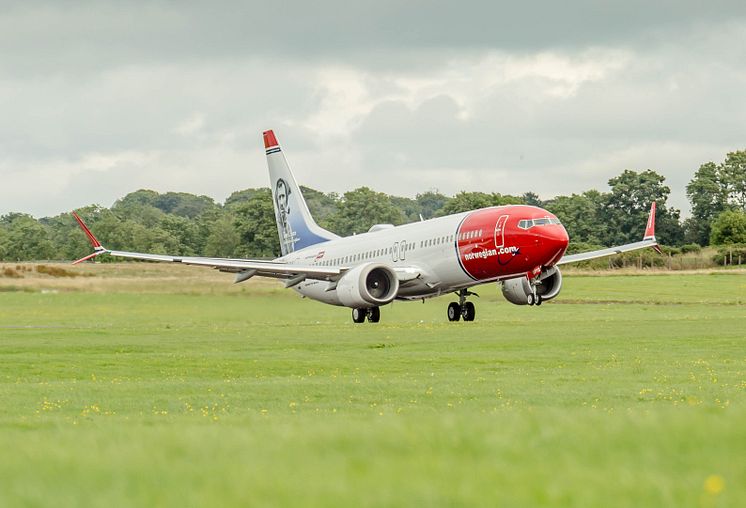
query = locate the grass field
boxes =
[1,264,745,507]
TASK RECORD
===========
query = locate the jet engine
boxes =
[501,267,563,305]
[336,263,399,308]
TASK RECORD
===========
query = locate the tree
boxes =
[522,192,543,207]
[232,189,281,257]
[327,187,404,236]
[492,193,525,206]
[154,192,217,218]
[438,191,524,216]
[416,191,449,219]
[605,170,683,246]
[0,213,54,260]
[389,195,421,223]
[545,191,607,245]
[159,215,200,255]
[685,150,746,245]
[710,210,746,245]
[300,186,340,227]
[111,199,165,228]
[0,226,8,259]
[686,161,727,245]
[720,150,746,210]
[204,214,241,258]
[438,192,493,215]
[114,189,159,208]
[225,188,264,208]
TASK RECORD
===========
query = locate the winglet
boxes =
[72,211,107,264]
[643,202,663,254]
[644,202,656,240]
[72,211,102,248]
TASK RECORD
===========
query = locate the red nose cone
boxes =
[542,225,569,265]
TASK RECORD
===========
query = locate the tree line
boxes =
[1,150,745,262]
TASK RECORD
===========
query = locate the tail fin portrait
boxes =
[264,130,338,256]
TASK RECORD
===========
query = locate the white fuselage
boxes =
[283,211,475,305]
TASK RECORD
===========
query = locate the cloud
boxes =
[1,2,745,218]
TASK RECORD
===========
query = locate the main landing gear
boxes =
[352,307,380,324]
[447,289,477,322]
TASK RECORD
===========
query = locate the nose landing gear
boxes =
[527,283,543,306]
[527,293,542,306]
[447,289,478,322]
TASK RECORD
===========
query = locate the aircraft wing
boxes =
[71,212,343,286]
[556,238,659,265]
[556,202,662,266]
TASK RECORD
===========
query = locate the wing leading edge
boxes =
[556,202,662,266]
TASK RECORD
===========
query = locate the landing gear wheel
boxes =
[367,307,381,323]
[462,301,476,321]
[352,308,366,323]
[535,295,543,306]
[527,293,535,306]
[447,302,461,322]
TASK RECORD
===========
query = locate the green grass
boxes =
[1,272,745,507]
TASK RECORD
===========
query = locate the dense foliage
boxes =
[1,151,744,261]
[685,151,746,245]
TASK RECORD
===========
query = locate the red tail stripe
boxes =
[263,130,279,149]
[72,212,102,248]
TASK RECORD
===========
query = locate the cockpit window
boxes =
[518,217,561,229]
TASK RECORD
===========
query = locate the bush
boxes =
[712,244,746,266]
[710,210,746,245]
[680,243,702,254]
[2,267,23,278]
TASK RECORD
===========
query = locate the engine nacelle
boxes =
[501,267,563,305]
[501,276,534,305]
[336,263,399,308]
[535,266,562,301]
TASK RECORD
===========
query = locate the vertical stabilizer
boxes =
[264,130,338,256]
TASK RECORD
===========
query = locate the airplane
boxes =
[72,129,661,323]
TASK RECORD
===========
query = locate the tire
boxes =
[352,308,366,323]
[462,301,476,321]
[535,295,543,306]
[447,302,461,322]
[367,307,381,323]
[527,293,535,306]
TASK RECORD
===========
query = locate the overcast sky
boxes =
[2,0,745,218]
